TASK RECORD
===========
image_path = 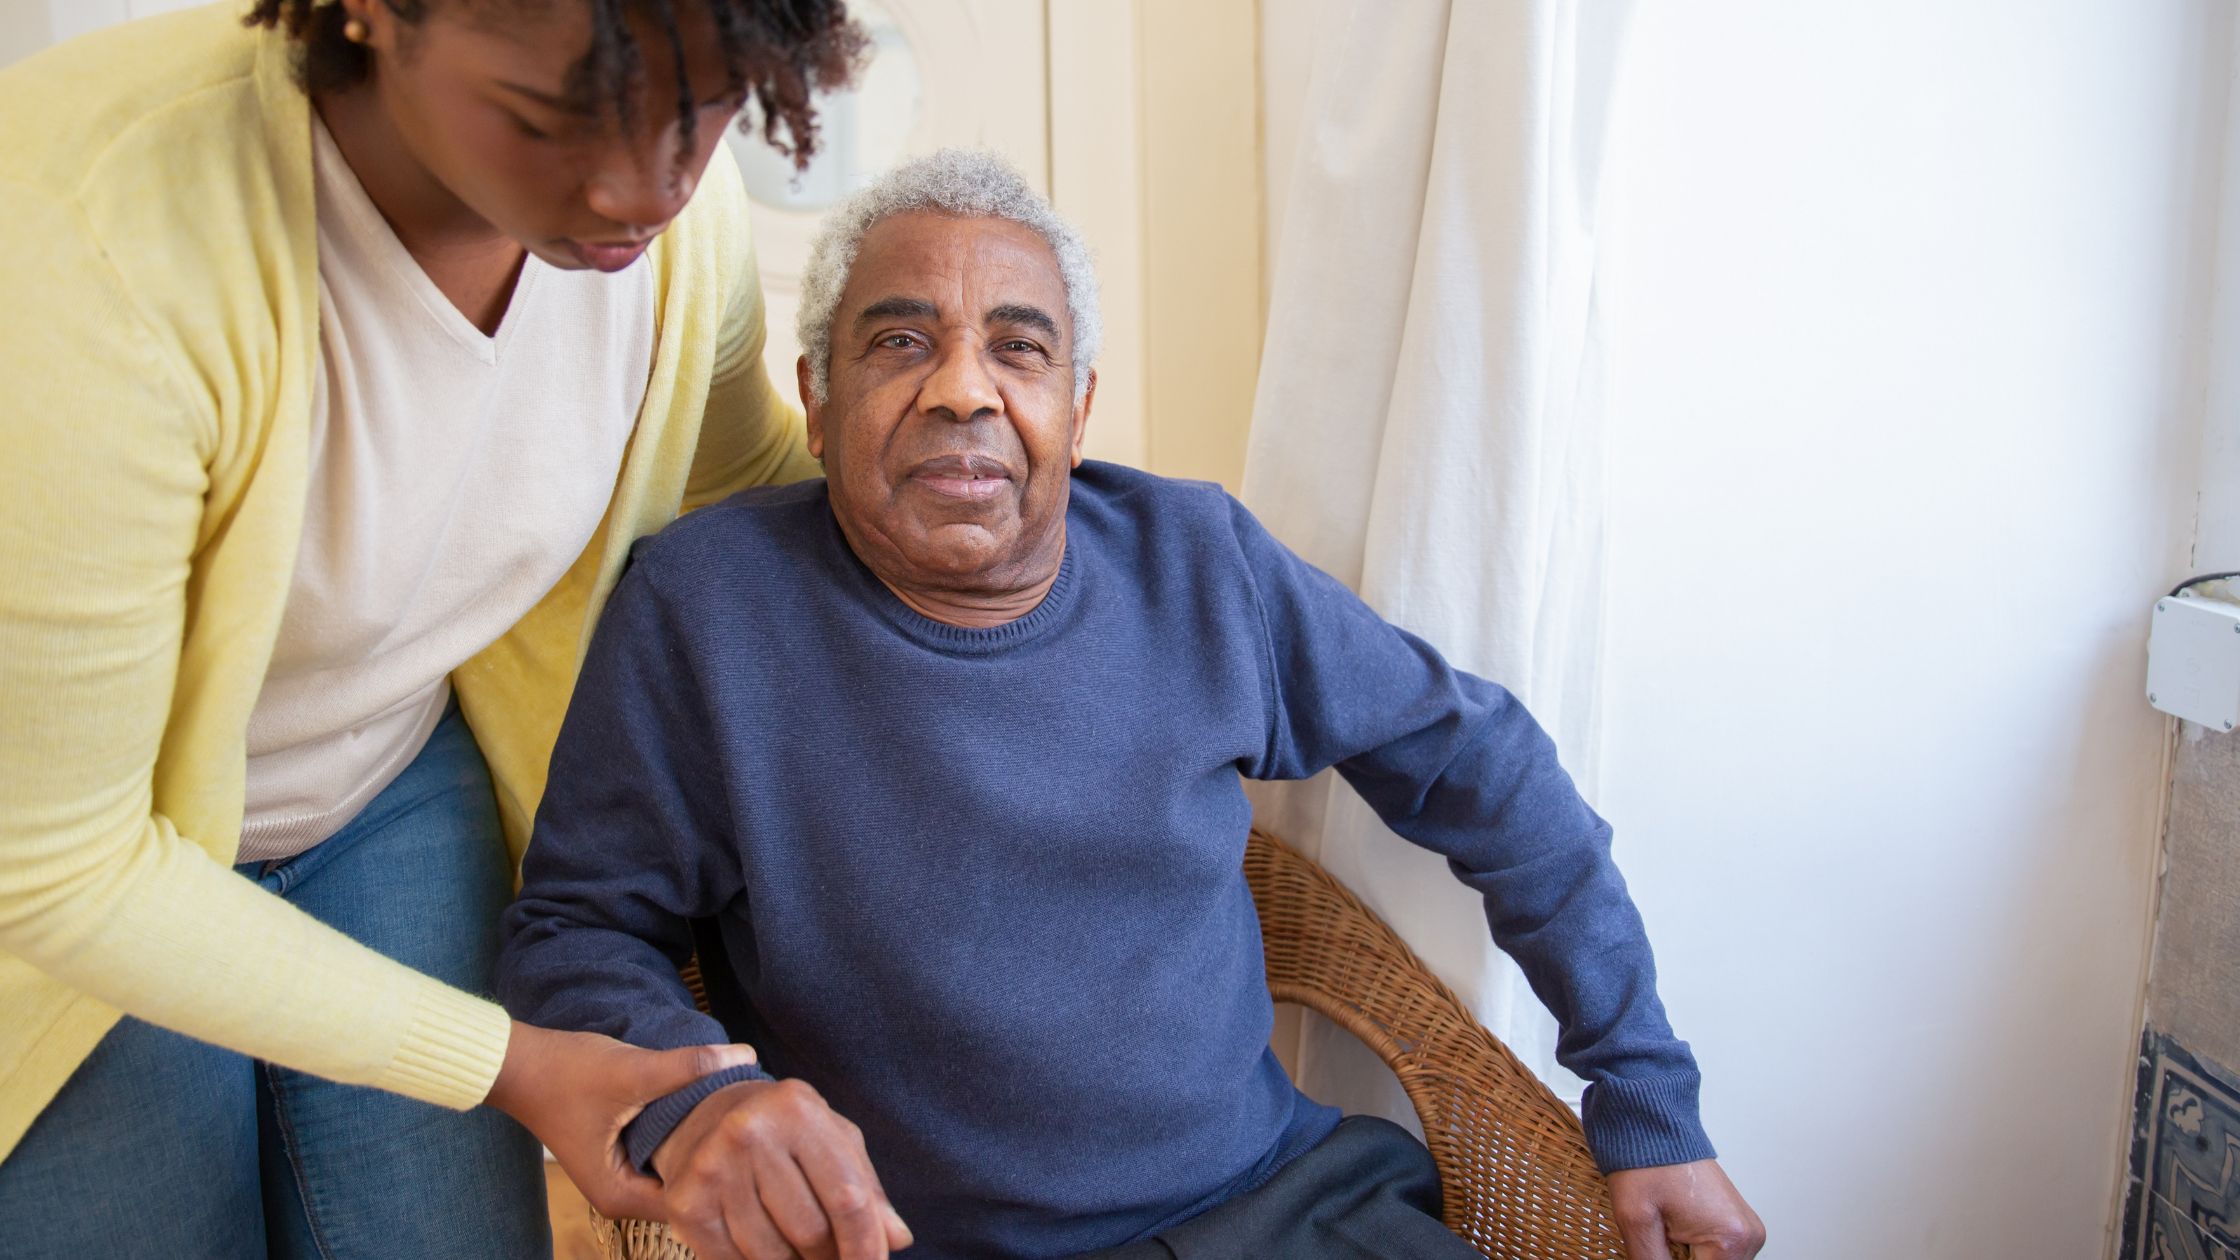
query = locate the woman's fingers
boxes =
[633,1041,760,1111]
[588,1163,670,1225]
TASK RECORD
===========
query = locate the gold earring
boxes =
[343,17,369,43]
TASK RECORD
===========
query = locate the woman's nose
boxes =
[584,154,697,235]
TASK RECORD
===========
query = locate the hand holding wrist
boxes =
[653,1076,913,1259]
[486,1020,759,1222]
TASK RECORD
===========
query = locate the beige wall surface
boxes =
[1048,1,1148,470]
[2149,730,2240,1069]
[1133,0,1261,490]
[1049,0,1262,490]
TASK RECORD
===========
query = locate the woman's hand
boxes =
[484,1020,760,1222]
[652,1077,912,1260]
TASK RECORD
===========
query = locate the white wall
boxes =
[1255,3,2222,1257]
[0,0,224,70]
[1596,4,2215,1257]
[2193,13,2240,572]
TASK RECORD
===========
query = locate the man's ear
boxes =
[1069,368,1096,468]
[798,356,824,460]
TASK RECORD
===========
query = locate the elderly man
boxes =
[497,150,1763,1260]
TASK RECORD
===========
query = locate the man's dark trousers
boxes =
[1074,1117,1483,1260]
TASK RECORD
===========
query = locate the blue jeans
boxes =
[0,703,552,1259]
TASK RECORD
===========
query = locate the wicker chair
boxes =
[589,828,1683,1260]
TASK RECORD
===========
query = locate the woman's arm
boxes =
[683,156,824,511]
[0,180,519,1105]
[0,185,757,1221]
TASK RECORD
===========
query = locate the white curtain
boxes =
[1244,0,1635,1120]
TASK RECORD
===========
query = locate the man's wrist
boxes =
[626,1062,773,1174]
[1581,1070,1717,1173]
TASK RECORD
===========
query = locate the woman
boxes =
[0,0,861,1253]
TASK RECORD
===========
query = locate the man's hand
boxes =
[651,1076,913,1260]
[1607,1159,1765,1260]
[484,1021,761,1223]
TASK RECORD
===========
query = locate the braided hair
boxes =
[244,0,865,167]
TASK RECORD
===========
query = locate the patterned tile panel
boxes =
[2122,1030,2240,1260]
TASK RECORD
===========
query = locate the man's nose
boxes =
[584,149,697,235]
[920,341,1003,422]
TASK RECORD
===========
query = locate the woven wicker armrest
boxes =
[1244,829,1687,1260]
[588,829,1686,1260]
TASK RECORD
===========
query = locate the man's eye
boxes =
[880,334,920,350]
[999,340,1042,355]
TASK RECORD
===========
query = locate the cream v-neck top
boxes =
[239,120,653,861]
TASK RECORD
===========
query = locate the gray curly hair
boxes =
[796,148,1101,405]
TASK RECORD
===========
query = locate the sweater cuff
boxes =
[1580,1071,1717,1173]
[624,1063,773,1174]
[373,984,514,1110]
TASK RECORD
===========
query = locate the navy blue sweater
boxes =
[496,463,1711,1260]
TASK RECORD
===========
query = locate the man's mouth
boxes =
[908,454,1014,502]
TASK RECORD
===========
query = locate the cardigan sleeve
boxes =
[0,179,511,1111]
[683,150,823,511]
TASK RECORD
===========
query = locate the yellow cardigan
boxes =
[0,5,819,1159]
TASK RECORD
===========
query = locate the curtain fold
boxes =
[1244,0,1635,1120]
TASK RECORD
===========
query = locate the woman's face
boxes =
[344,0,750,272]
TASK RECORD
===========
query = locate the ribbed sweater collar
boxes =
[819,499,1080,655]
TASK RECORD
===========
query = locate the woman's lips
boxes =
[564,239,650,272]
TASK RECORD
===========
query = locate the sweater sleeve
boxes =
[0,180,511,1111]
[683,151,822,512]
[1225,497,1714,1172]
[497,550,748,1064]
[498,553,770,1170]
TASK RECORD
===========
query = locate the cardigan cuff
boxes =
[372,984,513,1111]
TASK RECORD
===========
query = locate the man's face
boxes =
[803,212,1094,595]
